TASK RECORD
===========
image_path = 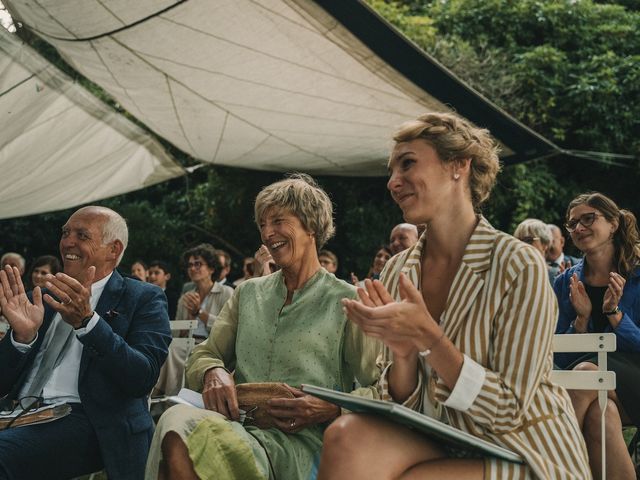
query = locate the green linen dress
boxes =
[145,268,381,480]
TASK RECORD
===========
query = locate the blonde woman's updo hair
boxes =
[567,192,640,278]
[392,112,501,210]
[254,173,335,249]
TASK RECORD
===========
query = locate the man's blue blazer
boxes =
[0,270,171,479]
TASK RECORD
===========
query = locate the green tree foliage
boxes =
[367,0,640,231]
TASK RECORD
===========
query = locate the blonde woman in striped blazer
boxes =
[318,113,591,480]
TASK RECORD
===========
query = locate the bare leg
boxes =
[583,399,635,480]
[318,413,482,480]
[567,362,599,429]
[160,431,199,480]
[400,459,483,480]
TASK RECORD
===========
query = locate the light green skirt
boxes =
[145,404,322,480]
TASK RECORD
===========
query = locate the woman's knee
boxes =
[324,414,365,445]
[573,361,597,372]
[583,399,623,441]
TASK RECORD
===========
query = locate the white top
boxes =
[14,272,112,403]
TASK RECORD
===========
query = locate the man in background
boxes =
[319,249,339,275]
[0,252,25,276]
[148,260,178,320]
[389,223,419,255]
[546,224,581,279]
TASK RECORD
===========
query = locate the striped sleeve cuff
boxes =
[442,354,485,412]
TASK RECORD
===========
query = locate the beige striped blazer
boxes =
[378,217,591,480]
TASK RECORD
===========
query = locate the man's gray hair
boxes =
[548,223,562,235]
[0,252,26,271]
[392,223,418,237]
[514,218,552,246]
[77,206,129,266]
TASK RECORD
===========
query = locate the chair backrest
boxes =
[169,319,198,353]
[550,333,616,480]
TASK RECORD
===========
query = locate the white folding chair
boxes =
[150,320,198,405]
[550,333,616,480]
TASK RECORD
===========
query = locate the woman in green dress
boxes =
[145,174,380,480]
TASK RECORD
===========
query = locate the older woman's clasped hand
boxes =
[202,367,241,421]
[267,385,340,433]
[202,368,340,433]
[342,273,440,359]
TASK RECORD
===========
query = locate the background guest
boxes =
[351,245,392,285]
[148,260,177,320]
[319,249,339,275]
[554,192,639,479]
[176,244,233,341]
[232,257,255,287]
[130,260,148,282]
[27,255,62,290]
[389,223,419,255]
[215,249,232,287]
[0,252,25,277]
[514,218,555,284]
[547,223,581,278]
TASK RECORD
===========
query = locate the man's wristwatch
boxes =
[75,312,94,330]
[603,305,621,316]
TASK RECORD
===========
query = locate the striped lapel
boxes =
[435,217,496,343]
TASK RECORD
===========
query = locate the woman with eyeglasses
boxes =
[554,192,640,479]
[153,245,235,398]
[177,243,234,342]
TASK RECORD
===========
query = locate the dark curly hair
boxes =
[182,243,222,281]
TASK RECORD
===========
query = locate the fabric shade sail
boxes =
[3,0,560,178]
[0,27,184,220]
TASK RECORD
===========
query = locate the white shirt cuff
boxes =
[443,354,486,412]
[75,312,99,337]
[11,330,38,352]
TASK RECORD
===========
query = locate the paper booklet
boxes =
[167,388,205,409]
[301,384,524,464]
[167,388,249,423]
[0,402,71,429]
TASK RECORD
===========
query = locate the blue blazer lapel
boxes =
[79,270,127,380]
[94,270,126,321]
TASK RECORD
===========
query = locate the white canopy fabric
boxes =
[3,0,560,178]
[0,27,184,219]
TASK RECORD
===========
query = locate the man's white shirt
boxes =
[13,272,113,403]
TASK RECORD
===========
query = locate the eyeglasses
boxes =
[520,236,540,244]
[1,396,43,430]
[565,212,603,233]
[187,261,203,270]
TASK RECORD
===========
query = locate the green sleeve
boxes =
[343,314,383,400]
[185,287,240,391]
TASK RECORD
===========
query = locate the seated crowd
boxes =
[0,112,637,480]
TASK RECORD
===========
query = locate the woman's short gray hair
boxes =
[514,218,551,246]
[254,173,335,249]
